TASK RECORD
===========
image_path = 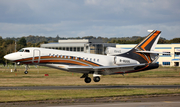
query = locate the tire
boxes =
[84,77,91,83]
[24,71,28,74]
[93,76,100,82]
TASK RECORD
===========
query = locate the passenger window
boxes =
[97,59,99,62]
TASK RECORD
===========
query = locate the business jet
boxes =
[4,30,161,83]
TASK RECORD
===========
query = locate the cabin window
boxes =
[24,50,30,52]
[97,59,99,62]
[18,49,24,52]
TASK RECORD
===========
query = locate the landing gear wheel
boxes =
[24,71,28,74]
[84,77,91,83]
[93,76,100,82]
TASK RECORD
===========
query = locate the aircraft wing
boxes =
[67,63,146,71]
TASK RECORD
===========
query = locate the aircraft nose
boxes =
[4,53,16,61]
[4,54,11,60]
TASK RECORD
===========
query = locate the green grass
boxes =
[0,66,180,86]
[0,88,180,102]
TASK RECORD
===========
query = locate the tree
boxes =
[18,37,27,47]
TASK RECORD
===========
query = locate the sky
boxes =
[0,0,180,39]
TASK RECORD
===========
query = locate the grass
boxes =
[0,88,180,102]
[0,66,180,102]
[0,66,180,86]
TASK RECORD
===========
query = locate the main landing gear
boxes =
[81,74,101,83]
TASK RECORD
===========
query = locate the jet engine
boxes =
[106,47,131,56]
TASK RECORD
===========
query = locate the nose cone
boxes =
[4,53,17,61]
[4,54,12,61]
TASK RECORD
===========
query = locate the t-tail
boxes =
[118,30,161,64]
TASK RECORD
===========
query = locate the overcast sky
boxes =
[0,0,180,39]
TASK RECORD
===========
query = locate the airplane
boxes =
[4,30,161,83]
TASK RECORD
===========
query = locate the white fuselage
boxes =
[4,47,138,74]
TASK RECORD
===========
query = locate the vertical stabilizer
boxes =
[134,30,161,51]
[118,30,161,64]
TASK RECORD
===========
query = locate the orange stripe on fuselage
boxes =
[40,60,88,66]
[17,55,101,67]
[141,31,161,51]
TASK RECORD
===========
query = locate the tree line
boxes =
[0,35,180,65]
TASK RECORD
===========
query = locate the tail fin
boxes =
[118,30,161,64]
[134,30,161,51]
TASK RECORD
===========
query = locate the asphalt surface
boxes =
[0,85,180,90]
[48,102,180,107]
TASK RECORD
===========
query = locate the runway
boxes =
[48,102,180,107]
[0,85,180,90]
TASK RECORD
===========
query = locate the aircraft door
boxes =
[32,49,41,64]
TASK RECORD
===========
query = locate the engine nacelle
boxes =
[106,47,131,56]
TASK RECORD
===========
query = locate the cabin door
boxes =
[32,49,41,64]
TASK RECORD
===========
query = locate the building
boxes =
[40,39,116,55]
[116,43,180,67]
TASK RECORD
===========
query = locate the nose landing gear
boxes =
[24,65,29,74]
[24,71,28,74]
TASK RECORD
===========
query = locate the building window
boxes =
[162,62,170,65]
[175,52,180,56]
[163,52,170,56]
[73,47,76,51]
[81,47,84,52]
[70,47,73,51]
[66,47,69,51]
[77,47,80,51]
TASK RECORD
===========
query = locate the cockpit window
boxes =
[18,49,24,52]
[24,50,30,52]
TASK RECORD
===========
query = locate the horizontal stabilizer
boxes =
[136,51,172,55]
[136,51,161,54]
